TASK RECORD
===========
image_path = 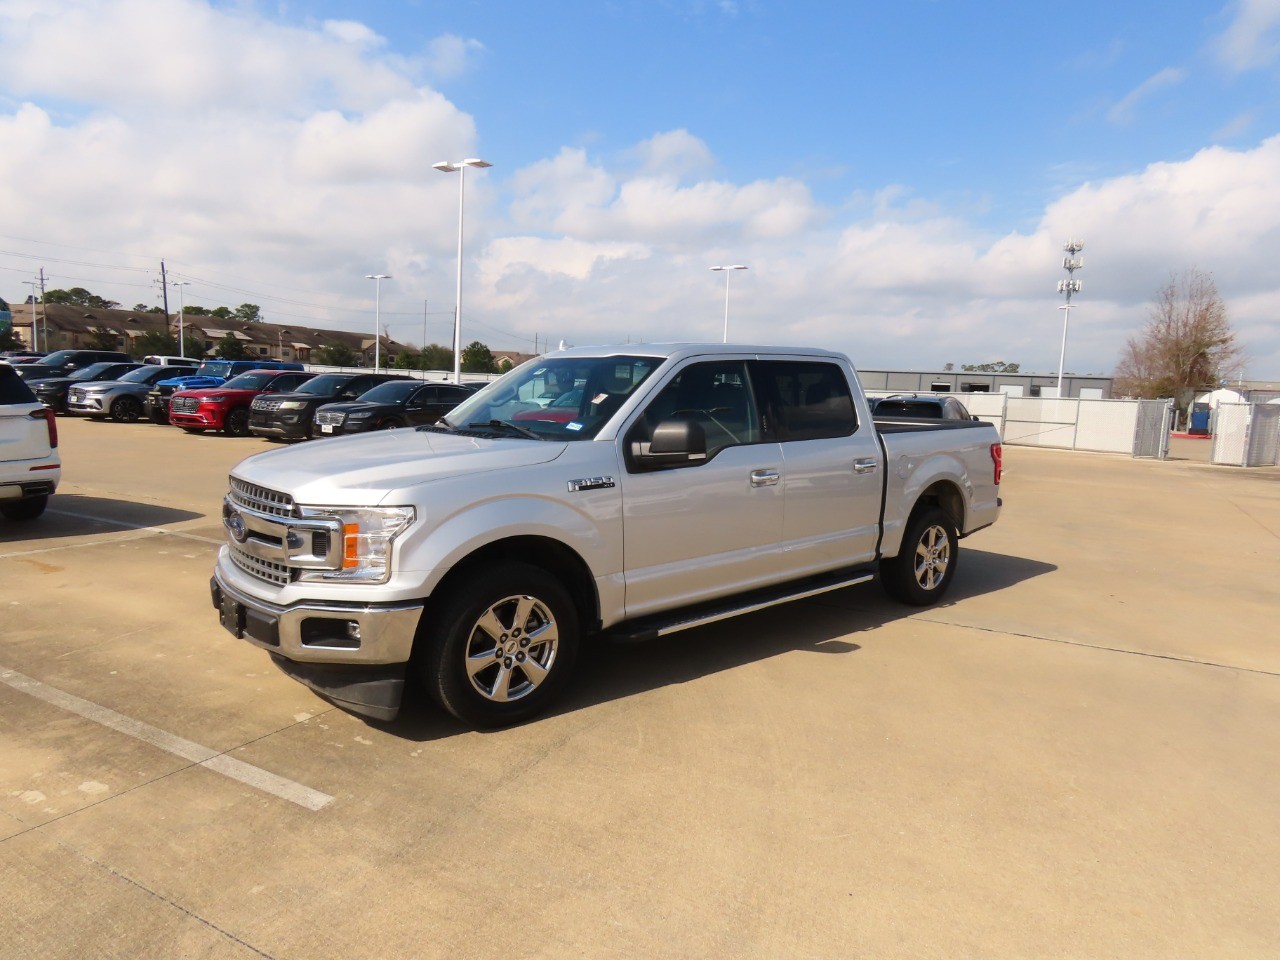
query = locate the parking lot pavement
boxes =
[2,417,1279,959]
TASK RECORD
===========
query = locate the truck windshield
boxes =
[440,355,660,440]
[222,372,275,391]
[195,361,234,378]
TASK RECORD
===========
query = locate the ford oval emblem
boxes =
[226,510,248,543]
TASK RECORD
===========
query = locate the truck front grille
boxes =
[228,547,293,586]
[252,397,284,411]
[229,478,296,518]
[315,410,344,426]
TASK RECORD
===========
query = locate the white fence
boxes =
[1211,403,1280,467]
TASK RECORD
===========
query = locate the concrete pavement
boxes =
[2,417,1278,959]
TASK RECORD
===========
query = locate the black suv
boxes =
[15,349,133,381]
[869,394,978,421]
[248,372,408,440]
[312,380,474,436]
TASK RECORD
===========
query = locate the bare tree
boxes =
[1114,269,1243,418]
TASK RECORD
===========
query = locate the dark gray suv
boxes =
[15,349,133,382]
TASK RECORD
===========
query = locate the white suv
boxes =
[0,363,60,521]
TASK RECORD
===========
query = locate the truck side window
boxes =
[754,361,857,441]
[636,360,760,460]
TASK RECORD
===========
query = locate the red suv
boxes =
[169,369,314,436]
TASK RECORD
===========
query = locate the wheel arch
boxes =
[909,479,966,532]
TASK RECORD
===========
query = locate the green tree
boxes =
[43,287,120,309]
[132,303,150,312]
[393,349,421,370]
[460,340,498,374]
[961,361,1020,373]
[0,325,22,351]
[210,306,232,319]
[315,343,357,366]
[132,330,205,360]
[233,303,262,323]
[215,333,250,360]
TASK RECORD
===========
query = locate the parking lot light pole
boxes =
[171,280,189,358]
[365,274,391,370]
[709,265,747,343]
[433,158,492,383]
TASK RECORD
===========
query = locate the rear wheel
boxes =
[110,395,143,422]
[422,562,581,728]
[879,506,958,606]
[1,495,48,522]
[224,408,250,436]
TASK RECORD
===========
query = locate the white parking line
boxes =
[0,667,333,811]
[48,507,226,544]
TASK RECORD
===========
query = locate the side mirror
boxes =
[631,417,708,468]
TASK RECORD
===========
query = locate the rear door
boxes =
[0,368,51,461]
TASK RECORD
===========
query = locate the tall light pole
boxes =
[1056,240,1084,397]
[433,158,492,383]
[171,280,189,358]
[709,264,748,343]
[365,274,391,370]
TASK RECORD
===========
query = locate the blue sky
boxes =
[1,0,1278,377]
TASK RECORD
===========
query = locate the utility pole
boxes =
[422,299,428,355]
[24,281,39,352]
[38,268,48,351]
[159,260,171,336]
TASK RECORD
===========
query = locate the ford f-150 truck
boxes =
[211,344,1002,727]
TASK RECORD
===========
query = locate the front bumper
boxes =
[248,411,311,439]
[171,408,224,429]
[210,560,424,721]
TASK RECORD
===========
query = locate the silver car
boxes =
[67,363,198,421]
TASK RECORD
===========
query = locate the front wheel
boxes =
[422,562,581,728]
[1,495,48,522]
[110,395,143,422]
[224,408,250,436]
[880,506,958,606]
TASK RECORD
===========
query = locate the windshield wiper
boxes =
[469,419,542,440]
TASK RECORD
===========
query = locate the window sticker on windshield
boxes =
[614,365,630,379]
[566,422,584,432]
[592,393,609,405]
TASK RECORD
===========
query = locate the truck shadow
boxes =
[384,548,1056,742]
[1,494,206,544]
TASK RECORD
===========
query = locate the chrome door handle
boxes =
[853,458,878,474]
[750,469,781,487]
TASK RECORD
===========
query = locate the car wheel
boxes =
[110,396,143,422]
[879,506,958,606]
[149,409,168,424]
[422,562,581,728]
[225,408,250,436]
[1,495,49,522]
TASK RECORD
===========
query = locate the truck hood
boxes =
[231,429,568,506]
[158,375,227,390]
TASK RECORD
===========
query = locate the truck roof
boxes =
[545,342,851,364]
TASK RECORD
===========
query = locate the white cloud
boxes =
[1214,0,1280,71]
[1107,67,1187,125]
[424,34,486,79]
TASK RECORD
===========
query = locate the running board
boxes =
[607,567,877,644]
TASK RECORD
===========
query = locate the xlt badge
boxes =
[567,476,616,493]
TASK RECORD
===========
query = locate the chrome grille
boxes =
[170,396,200,414]
[252,397,284,411]
[69,388,86,403]
[229,477,296,518]
[315,410,344,426]
[229,545,293,585]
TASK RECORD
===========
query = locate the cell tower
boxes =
[1056,240,1084,396]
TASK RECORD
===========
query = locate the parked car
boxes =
[249,372,409,441]
[15,349,132,381]
[168,369,314,436]
[67,362,199,421]
[30,361,145,413]
[0,362,59,521]
[312,380,474,436]
[512,386,585,425]
[147,359,305,424]
[141,354,201,366]
[869,394,978,421]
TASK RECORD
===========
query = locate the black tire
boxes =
[422,562,581,728]
[1,495,48,522]
[879,506,958,606]
[110,395,143,422]
[149,408,168,424]
[224,407,250,436]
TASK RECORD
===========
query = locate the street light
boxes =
[365,274,391,370]
[1056,240,1085,397]
[709,265,748,343]
[171,280,189,358]
[434,158,493,383]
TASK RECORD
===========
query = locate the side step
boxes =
[607,566,877,643]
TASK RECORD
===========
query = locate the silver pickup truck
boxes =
[211,344,1002,726]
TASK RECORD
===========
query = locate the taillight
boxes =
[30,407,58,448]
[990,442,1002,485]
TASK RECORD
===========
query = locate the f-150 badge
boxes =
[567,476,616,492]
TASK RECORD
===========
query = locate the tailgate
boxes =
[0,404,52,461]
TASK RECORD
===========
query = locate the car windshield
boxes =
[32,350,77,366]
[195,361,234,378]
[68,362,121,380]
[119,365,167,384]
[357,380,419,403]
[293,374,351,396]
[222,372,275,390]
[440,355,661,440]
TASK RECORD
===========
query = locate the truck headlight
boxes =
[280,400,307,409]
[295,505,415,583]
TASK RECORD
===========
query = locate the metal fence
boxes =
[1211,403,1280,467]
